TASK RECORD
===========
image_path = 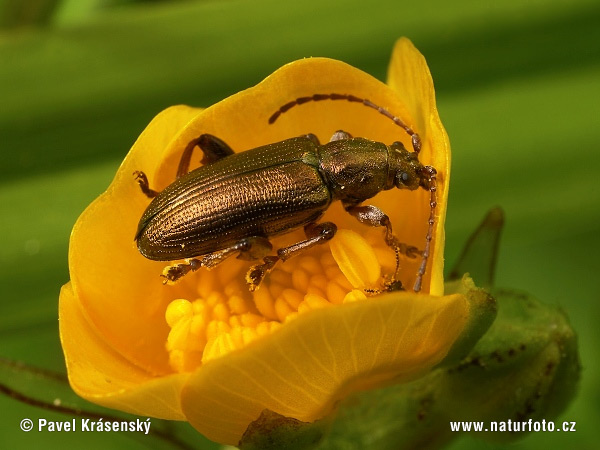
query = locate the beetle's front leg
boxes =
[246,222,337,291]
[343,203,403,250]
[343,204,422,257]
[343,203,421,278]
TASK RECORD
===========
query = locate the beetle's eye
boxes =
[400,172,410,182]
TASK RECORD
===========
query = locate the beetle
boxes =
[134,94,437,292]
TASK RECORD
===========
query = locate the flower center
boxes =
[164,228,397,372]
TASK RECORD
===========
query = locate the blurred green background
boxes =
[1,0,598,448]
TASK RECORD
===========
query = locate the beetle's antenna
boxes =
[268,93,422,154]
[413,166,437,292]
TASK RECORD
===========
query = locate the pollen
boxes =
[164,228,389,373]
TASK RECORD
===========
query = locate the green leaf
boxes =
[308,287,579,450]
[0,358,218,450]
[310,209,580,449]
[239,410,329,450]
[447,207,504,290]
[439,288,580,441]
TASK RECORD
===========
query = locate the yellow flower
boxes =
[59,38,465,445]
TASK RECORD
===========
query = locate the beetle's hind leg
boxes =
[176,134,235,178]
[133,171,159,198]
[246,222,337,291]
[134,135,235,199]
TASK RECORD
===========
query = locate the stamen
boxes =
[165,299,193,328]
[329,229,381,288]
[164,228,411,373]
[343,290,368,303]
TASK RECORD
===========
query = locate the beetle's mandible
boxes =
[134,93,437,292]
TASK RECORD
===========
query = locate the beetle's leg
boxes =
[161,258,202,284]
[161,237,272,284]
[364,279,405,295]
[246,222,337,291]
[191,236,272,268]
[343,203,422,285]
[133,171,159,198]
[176,134,235,178]
[279,222,337,261]
[343,203,398,250]
[304,133,320,145]
[344,204,422,257]
[329,130,353,142]
[396,242,422,259]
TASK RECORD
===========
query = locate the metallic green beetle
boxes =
[134,94,437,292]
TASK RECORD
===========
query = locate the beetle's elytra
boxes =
[134,94,437,292]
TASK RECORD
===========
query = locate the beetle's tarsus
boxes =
[161,259,201,284]
[363,278,404,296]
[161,265,187,284]
[385,279,405,292]
[133,171,159,198]
[397,243,422,259]
[246,256,279,291]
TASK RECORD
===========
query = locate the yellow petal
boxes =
[68,105,205,375]
[67,50,445,378]
[180,291,469,444]
[62,39,454,443]
[387,38,451,295]
[59,283,189,419]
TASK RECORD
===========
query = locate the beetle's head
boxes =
[388,141,428,191]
